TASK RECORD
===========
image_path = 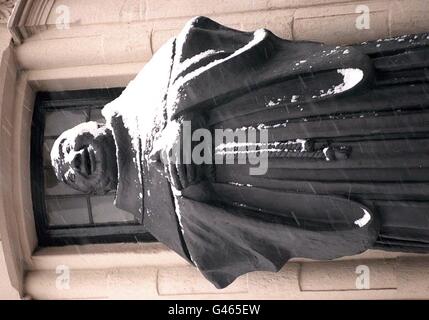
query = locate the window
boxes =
[31,88,156,246]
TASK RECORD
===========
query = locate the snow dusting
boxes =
[228,182,253,187]
[215,139,309,155]
[354,208,372,228]
[291,95,299,103]
[322,147,332,161]
[266,100,280,107]
[317,68,364,98]
[102,37,176,204]
[167,20,268,116]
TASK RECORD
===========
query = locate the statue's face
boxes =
[50,121,118,194]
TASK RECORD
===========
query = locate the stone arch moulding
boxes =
[0,0,16,23]
[8,0,55,45]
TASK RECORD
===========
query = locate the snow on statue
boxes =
[51,16,429,289]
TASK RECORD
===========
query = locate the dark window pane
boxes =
[46,197,90,226]
[89,108,105,123]
[44,168,83,196]
[32,88,155,245]
[91,195,136,224]
[43,139,55,167]
[44,109,88,137]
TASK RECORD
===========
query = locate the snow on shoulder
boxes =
[101,37,175,155]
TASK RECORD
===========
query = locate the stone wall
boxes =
[13,0,429,70]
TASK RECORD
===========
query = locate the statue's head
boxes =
[50,121,118,194]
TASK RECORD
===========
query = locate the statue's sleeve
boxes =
[175,185,379,289]
[167,16,374,120]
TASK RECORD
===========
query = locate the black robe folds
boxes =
[102,16,429,289]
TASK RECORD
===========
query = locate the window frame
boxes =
[31,88,156,246]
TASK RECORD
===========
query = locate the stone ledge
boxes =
[14,0,429,70]
[0,242,20,299]
[389,0,429,36]
[145,0,269,21]
[151,9,294,52]
[24,255,429,299]
[293,1,390,44]
[26,62,145,91]
[145,0,363,21]
[29,242,189,271]
[300,259,397,291]
[15,23,152,70]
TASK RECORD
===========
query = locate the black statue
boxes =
[51,16,429,288]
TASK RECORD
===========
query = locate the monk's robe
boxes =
[101,16,429,288]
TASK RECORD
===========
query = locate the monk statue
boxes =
[50,16,429,288]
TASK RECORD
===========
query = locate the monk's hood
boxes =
[101,37,192,263]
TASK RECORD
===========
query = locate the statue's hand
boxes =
[149,120,202,191]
